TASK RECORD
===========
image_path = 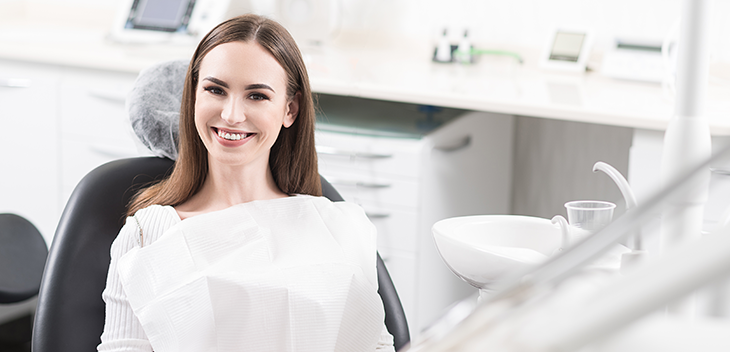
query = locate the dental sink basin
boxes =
[432,215,562,291]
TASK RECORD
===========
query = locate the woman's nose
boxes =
[221,97,246,125]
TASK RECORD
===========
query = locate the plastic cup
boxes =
[564,200,616,239]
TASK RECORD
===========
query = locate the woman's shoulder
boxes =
[130,204,180,222]
[129,205,180,234]
[111,205,181,256]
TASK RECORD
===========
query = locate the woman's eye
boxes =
[204,86,225,95]
[249,93,270,101]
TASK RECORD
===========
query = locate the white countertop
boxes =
[2,3,730,135]
[305,45,730,135]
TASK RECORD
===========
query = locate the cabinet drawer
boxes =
[315,130,424,179]
[321,169,420,209]
[359,202,417,252]
[59,68,137,144]
[0,60,60,241]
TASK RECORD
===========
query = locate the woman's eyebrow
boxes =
[202,76,228,88]
[246,83,275,92]
[201,77,275,93]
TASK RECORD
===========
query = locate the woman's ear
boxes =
[283,92,301,128]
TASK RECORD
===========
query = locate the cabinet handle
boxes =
[0,78,31,88]
[357,181,391,188]
[88,90,127,104]
[433,135,471,152]
[316,145,393,159]
[89,145,134,158]
[326,177,392,189]
[366,212,391,219]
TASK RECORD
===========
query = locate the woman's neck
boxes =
[175,158,287,219]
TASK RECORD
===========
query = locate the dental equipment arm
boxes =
[659,0,713,316]
[659,0,712,255]
[592,162,637,211]
[520,216,730,351]
[551,215,570,251]
[592,161,646,271]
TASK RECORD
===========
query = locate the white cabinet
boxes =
[0,60,140,244]
[0,61,60,242]
[58,67,140,210]
[316,130,425,335]
[315,95,515,336]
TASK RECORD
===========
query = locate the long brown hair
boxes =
[128,14,321,216]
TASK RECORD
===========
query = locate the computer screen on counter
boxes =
[123,0,196,33]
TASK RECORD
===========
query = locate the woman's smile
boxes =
[213,127,256,143]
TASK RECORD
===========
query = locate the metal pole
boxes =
[659,0,713,315]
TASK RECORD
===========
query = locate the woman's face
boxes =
[194,40,298,170]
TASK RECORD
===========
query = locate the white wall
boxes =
[20,0,729,62]
[334,0,730,62]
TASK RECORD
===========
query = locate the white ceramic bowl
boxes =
[432,215,562,289]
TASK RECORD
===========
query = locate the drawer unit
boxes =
[315,130,424,179]
[59,68,137,145]
[360,201,418,252]
[315,127,425,338]
[320,169,421,209]
[58,67,140,213]
[0,60,141,244]
[0,60,60,242]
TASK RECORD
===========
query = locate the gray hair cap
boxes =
[127,59,189,160]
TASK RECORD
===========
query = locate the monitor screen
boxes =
[124,0,196,33]
[549,31,585,62]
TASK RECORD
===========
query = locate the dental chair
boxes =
[32,158,410,351]
[0,213,47,306]
[0,213,47,350]
[32,61,410,352]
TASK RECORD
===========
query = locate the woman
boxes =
[99,14,395,352]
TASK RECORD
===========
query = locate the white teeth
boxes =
[218,129,247,141]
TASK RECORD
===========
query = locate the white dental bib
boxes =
[116,196,384,352]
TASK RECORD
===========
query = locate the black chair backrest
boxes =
[0,213,47,304]
[32,157,173,352]
[32,157,409,351]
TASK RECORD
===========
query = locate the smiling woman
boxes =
[192,41,297,188]
[98,14,395,352]
[127,14,321,216]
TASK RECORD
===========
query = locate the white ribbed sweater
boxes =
[98,198,395,351]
